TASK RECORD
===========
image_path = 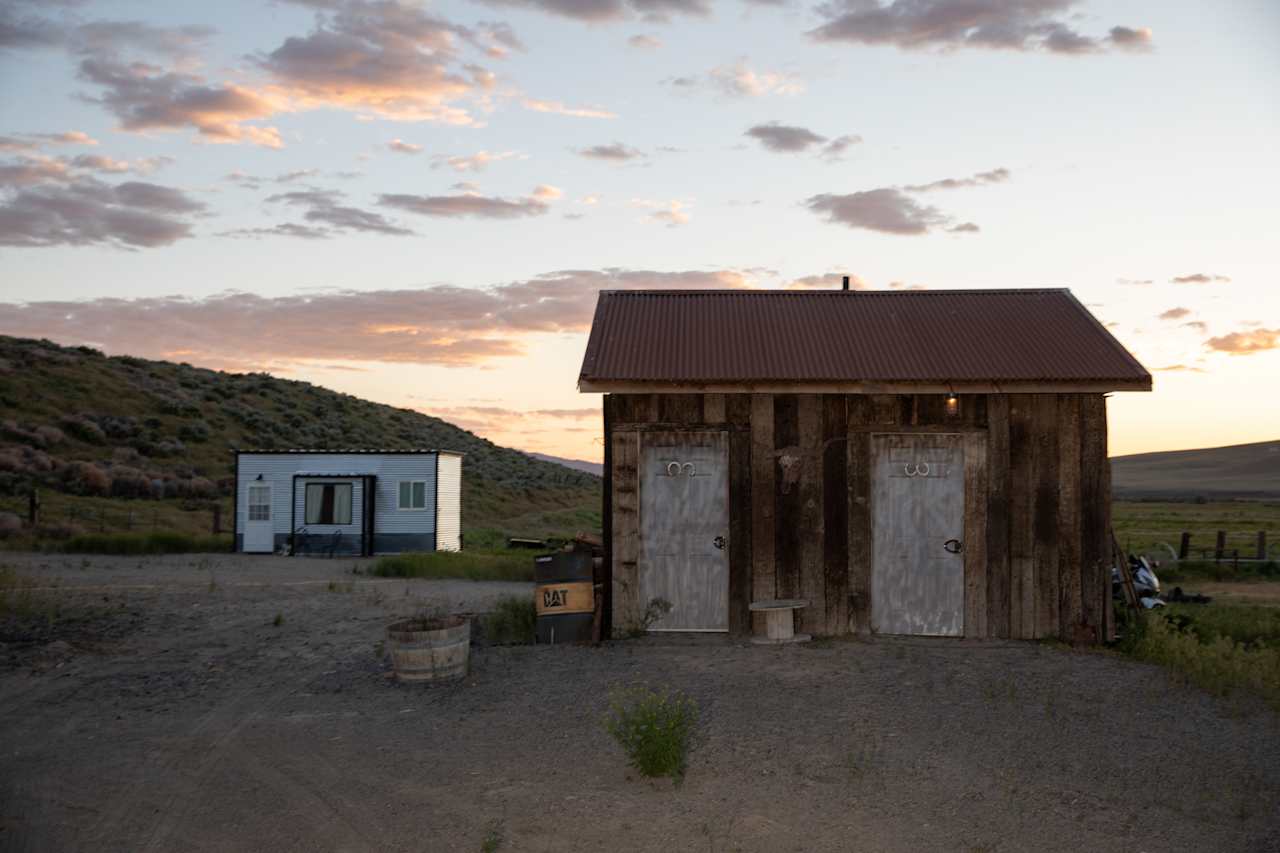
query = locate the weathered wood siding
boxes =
[604,392,1112,641]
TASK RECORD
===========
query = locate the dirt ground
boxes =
[1,553,1278,853]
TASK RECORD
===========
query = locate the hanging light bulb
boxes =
[945,393,959,416]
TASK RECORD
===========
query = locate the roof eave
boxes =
[579,378,1152,394]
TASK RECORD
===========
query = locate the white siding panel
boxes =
[435,453,462,551]
[236,453,444,547]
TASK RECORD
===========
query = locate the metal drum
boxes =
[533,551,595,644]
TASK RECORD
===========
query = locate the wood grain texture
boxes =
[610,429,640,634]
[703,393,726,425]
[871,395,902,426]
[638,431,729,631]
[728,399,753,635]
[1079,394,1108,641]
[1056,395,1083,639]
[750,394,776,634]
[985,395,1011,639]
[822,395,849,635]
[601,394,614,639]
[1007,394,1035,639]
[1032,394,1061,639]
[847,395,873,634]
[963,431,988,638]
[796,394,825,635]
[773,394,800,600]
[870,434,965,636]
[658,394,702,425]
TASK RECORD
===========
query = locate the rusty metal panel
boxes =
[638,432,730,631]
[871,434,965,637]
[579,289,1149,386]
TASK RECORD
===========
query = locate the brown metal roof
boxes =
[578,288,1150,390]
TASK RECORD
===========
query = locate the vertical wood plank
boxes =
[986,395,1011,638]
[1079,394,1108,642]
[822,395,849,635]
[601,394,614,639]
[871,395,901,426]
[1056,395,1083,640]
[727,401,752,635]
[1032,395,1061,639]
[703,393,726,424]
[773,395,801,600]
[750,394,775,634]
[796,394,825,635]
[1100,397,1114,643]
[658,394,702,424]
[610,429,641,634]
[1007,394,1035,639]
[963,432,989,638]
[847,395,874,634]
[726,393,751,426]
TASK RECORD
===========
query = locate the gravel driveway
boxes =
[1,553,1277,852]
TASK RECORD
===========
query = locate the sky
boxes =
[0,0,1277,463]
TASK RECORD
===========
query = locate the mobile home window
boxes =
[305,483,352,525]
[398,481,427,510]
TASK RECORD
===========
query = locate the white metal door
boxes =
[244,483,274,553]
[871,434,965,636]
[638,433,730,631]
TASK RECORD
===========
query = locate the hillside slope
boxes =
[0,335,600,538]
[1111,440,1280,499]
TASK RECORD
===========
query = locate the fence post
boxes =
[27,488,40,527]
[212,505,221,535]
[127,509,133,530]
[99,506,106,533]
[1259,531,1268,562]
[1215,530,1226,561]
[1178,531,1190,560]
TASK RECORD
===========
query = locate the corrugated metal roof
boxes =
[235,448,465,456]
[578,289,1150,387]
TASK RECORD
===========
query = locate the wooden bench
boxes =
[749,599,811,645]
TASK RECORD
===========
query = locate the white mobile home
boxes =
[233,450,462,556]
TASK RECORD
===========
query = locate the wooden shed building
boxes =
[579,288,1151,643]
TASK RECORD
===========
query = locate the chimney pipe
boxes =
[842,275,850,291]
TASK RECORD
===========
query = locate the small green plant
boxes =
[327,580,353,593]
[273,612,284,627]
[480,819,504,853]
[373,550,533,582]
[482,595,536,645]
[604,686,699,780]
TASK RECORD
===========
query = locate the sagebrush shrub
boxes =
[604,687,699,779]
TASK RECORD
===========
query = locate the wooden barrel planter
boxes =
[386,616,470,683]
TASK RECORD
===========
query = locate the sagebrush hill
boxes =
[1111,440,1280,500]
[0,335,600,541]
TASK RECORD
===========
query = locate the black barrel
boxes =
[533,551,595,644]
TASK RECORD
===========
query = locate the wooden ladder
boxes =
[1111,531,1142,612]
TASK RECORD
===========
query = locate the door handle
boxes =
[943,539,963,554]
[713,536,726,550]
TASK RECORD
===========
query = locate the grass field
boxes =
[1113,500,1279,562]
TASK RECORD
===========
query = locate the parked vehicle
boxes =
[1113,554,1165,609]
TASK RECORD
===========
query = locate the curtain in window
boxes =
[305,484,325,524]
[412,481,425,509]
[333,483,352,524]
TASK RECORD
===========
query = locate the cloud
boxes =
[532,184,562,200]
[388,139,422,154]
[744,122,863,160]
[807,0,1154,55]
[1116,277,1153,286]
[1108,26,1153,52]
[522,98,617,119]
[254,0,506,125]
[805,188,952,235]
[265,188,414,236]
[219,222,331,240]
[1151,364,1204,373]
[378,189,551,219]
[785,273,869,290]
[576,142,644,161]
[1171,272,1231,284]
[0,130,99,152]
[946,221,980,233]
[1158,307,1190,321]
[0,268,754,370]
[1205,328,1279,355]
[669,61,802,97]
[432,150,521,171]
[0,162,205,249]
[632,199,689,227]
[628,34,661,49]
[1181,321,1207,333]
[902,167,1010,192]
[78,58,284,147]
[472,0,709,24]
